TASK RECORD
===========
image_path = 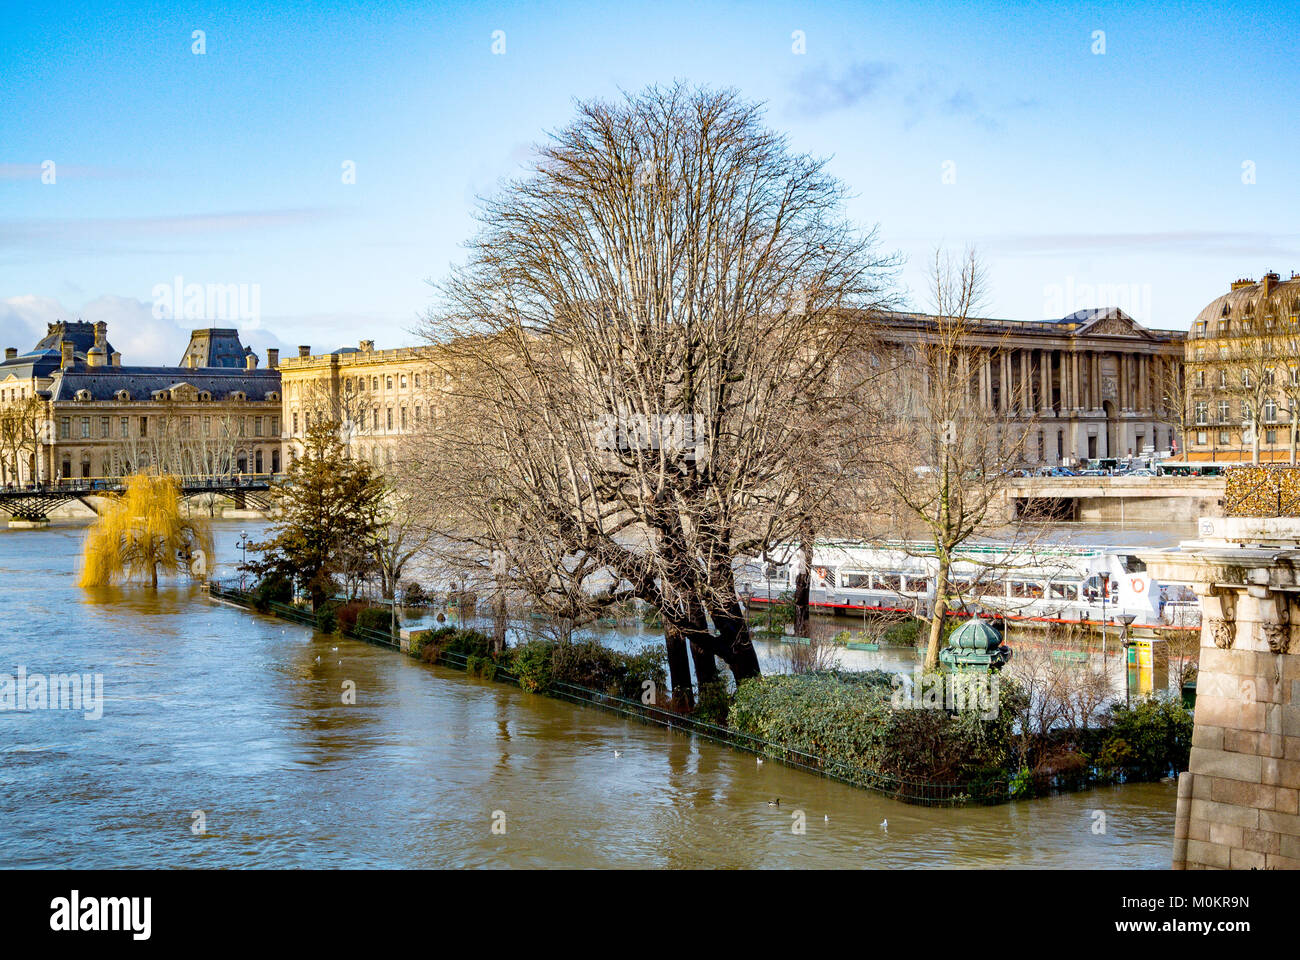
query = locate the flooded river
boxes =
[0,522,1176,868]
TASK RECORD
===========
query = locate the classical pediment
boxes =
[1069,308,1155,340]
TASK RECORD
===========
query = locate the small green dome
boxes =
[947,619,1001,652]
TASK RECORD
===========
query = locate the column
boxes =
[1091,352,1101,409]
[999,352,1011,413]
[1040,350,1051,413]
[1020,350,1030,413]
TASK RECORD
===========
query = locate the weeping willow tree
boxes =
[79,473,213,588]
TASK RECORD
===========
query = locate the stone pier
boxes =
[1143,517,1300,870]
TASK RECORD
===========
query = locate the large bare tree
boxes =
[415,84,896,705]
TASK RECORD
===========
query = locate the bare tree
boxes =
[0,394,42,485]
[413,84,897,706]
[1155,356,1190,461]
[866,248,1043,670]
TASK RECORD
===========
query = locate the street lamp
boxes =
[1117,612,1137,708]
[237,530,250,591]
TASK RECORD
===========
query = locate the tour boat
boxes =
[737,541,1198,631]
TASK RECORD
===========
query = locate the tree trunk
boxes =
[792,529,814,639]
[683,598,719,689]
[710,602,762,683]
[662,618,695,712]
[492,590,507,656]
[924,558,951,671]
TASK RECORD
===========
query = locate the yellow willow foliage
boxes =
[78,473,214,588]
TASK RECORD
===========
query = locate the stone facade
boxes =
[1185,272,1300,463]
[277,340,436,469]
[1143,516,1300,869]
[0,322,282,484]
[872,307,1185,465]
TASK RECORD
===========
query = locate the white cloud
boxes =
[0,294,293,366]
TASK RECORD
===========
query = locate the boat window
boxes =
[903,576,928,593]
[841,571,871,589]
[876,574,902,592]
[1010,581,1044,599]
[1049,583,1079,601]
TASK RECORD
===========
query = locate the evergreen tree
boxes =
[247,419,386,610]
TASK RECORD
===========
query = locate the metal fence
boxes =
[208,579,1152,808]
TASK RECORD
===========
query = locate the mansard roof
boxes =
[48,366,281,403]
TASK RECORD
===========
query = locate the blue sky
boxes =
[3,0,1298,363]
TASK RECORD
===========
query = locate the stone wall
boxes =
[1172,581,1300,869]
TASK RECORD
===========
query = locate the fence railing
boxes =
[209,580,1155,807]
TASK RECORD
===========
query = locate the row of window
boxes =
[829,569,1085,601]
[57,447,281,479]
[1194,428,1291,447]
[1194,311,1300,337]
[1193,399,1286,425]
[344,373,421,394]
[291,406,422,435]
[1191,364,1299,388]
[57,415,279,440]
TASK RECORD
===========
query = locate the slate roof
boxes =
[1056,307,1134,324]
[48,366,281,403]
[31,320,116,357]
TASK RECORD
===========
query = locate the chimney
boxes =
[360,339,375,353]
[93,320,107,344]
[110,352,122,367]
[60,340,74,369]
[1231,277,1256,291]
[298,345,311,359]
[245,353,258,370]
[1261,271,1280,297]
[266,348,279,369]
[4,347,15,361]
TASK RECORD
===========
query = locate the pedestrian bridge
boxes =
[0,474,280,525]
[1006,476,1225,523]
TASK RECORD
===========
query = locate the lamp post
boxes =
[739,581,752,628]
[237,530,250,591]
[1118,612,1137,708]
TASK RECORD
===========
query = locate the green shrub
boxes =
[356,606,395,635]
[728,670,1020,786]
[883,619,921,646]
[692,680,732,725]
[510,640,555,693]
[1097,695,1193,779]
[315,602,339,634]
[549,640,666,699]
[465,654,498,680]
[251,573,293,611]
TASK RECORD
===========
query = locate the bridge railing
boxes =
[0,473,285,495]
